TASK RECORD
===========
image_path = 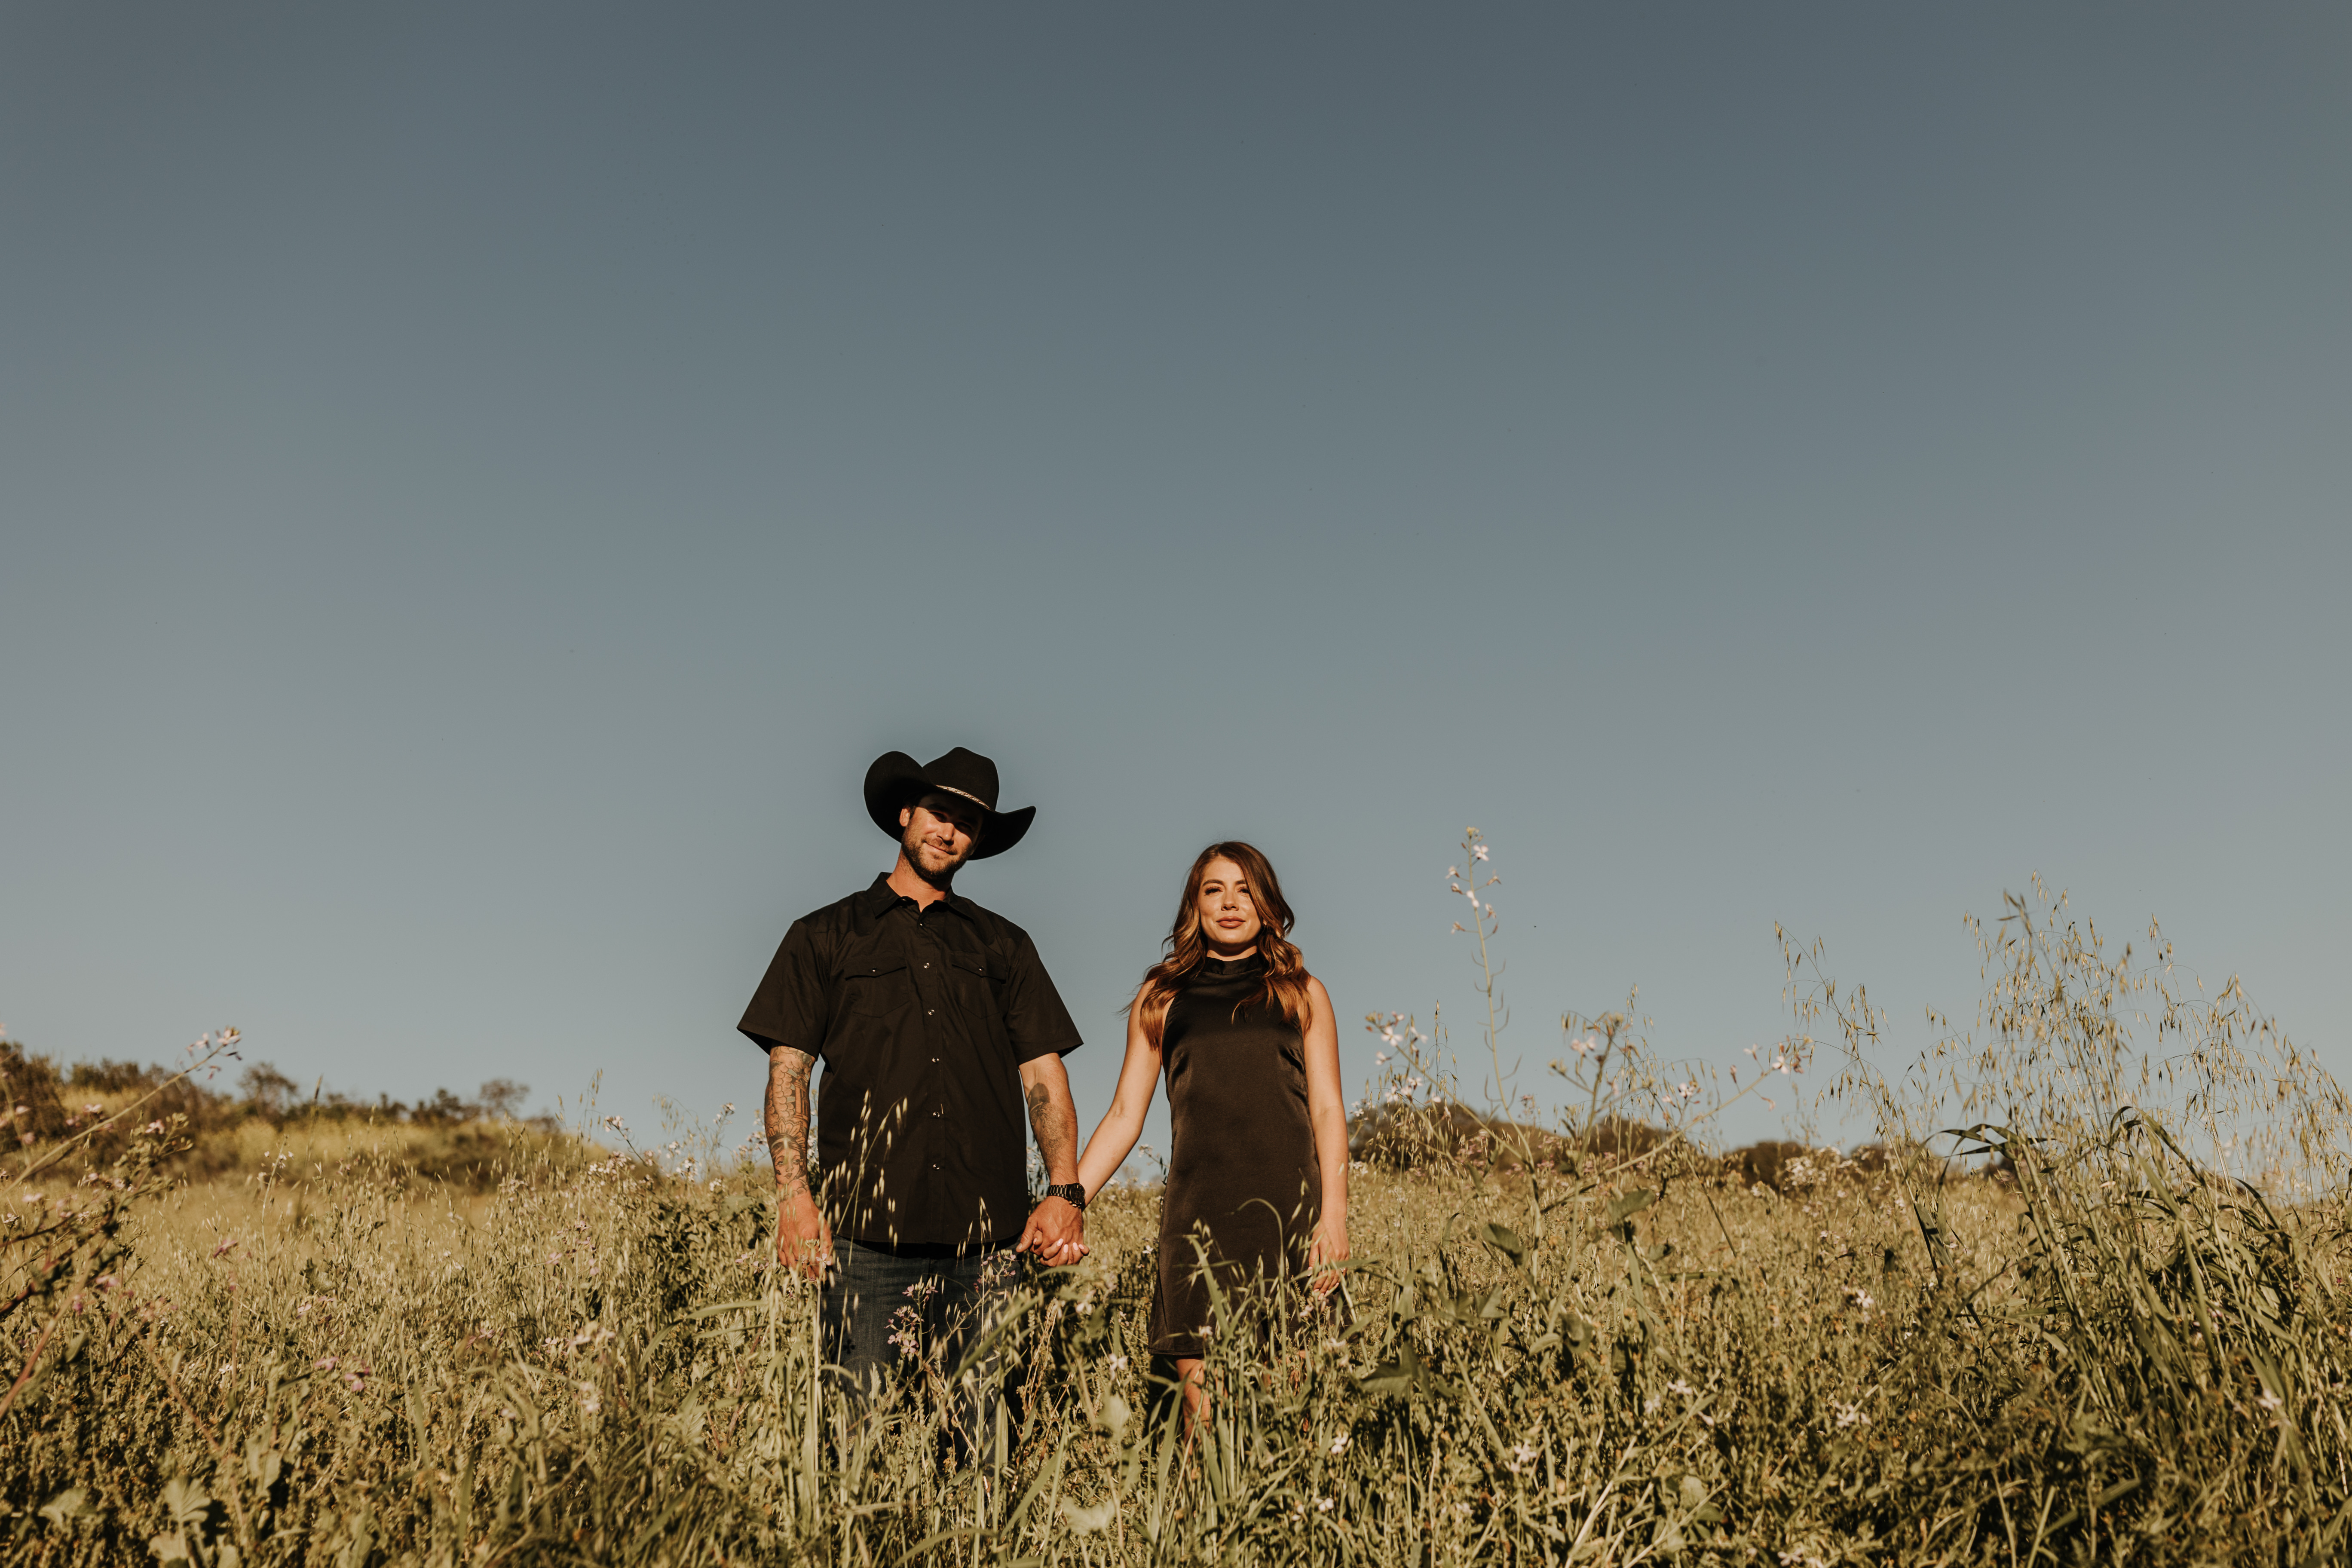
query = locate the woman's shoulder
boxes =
[1292,969,1331,1027]
[1132,973,1179,1032]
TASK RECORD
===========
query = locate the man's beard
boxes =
[901,824,969,890]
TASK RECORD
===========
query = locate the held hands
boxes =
[1308,1216,1350,1296]
[1019,1194,1087,1267]
[775,1189,834,1283]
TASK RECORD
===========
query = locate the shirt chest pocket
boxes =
[944,952,1010,1027]
[836,958,913,1018]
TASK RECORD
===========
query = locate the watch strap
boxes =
[1043,1182,1087,1211]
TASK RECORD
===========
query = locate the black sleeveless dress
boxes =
[1148,953,1321,1359]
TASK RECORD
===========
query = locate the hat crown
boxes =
[919,747,999,812]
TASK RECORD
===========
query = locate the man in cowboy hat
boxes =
[738,746,1087,1454]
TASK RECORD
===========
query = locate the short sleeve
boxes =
[738,919,832,1055]
[1001,927,1083,1063]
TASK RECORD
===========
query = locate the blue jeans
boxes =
[823,1238,1023,1467]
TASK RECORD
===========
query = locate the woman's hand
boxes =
[1308,1216,1349,1295]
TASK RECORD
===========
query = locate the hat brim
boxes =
[862,752,1035,860]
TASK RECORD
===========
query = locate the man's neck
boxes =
[886,855,953,910]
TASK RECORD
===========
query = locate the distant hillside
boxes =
[1,1036,590,1190]
[1348,1097,1920,1192]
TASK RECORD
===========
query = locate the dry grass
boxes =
[6,864,2349,1565]
[8,1118,2345,1565]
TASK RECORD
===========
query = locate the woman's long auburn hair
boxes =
[1132,842,1313,1040]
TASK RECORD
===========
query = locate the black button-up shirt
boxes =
[738,875,1083,1247]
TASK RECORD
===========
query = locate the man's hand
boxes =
[1019,1195,1086,1266]
[777,1187,834,1282]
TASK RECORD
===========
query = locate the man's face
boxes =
[899,792,984,883]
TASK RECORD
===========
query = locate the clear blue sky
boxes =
[4,5,2345,1161]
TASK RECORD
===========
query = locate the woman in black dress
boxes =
[1066,842,1351,1421]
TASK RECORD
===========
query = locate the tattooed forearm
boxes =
[1025,1077,1078,1183]
[765,1047,816,1197]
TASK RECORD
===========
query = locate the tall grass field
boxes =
[6,846,2348,1566]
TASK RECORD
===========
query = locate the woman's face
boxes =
[1194,857,1264,953]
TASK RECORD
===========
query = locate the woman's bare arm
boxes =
[1073,986,1167,1200]
[1301,976,1351,1288]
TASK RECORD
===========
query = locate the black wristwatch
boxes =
[1043,1182,1088,1212]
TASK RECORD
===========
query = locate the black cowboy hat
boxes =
[862,747,1036,859]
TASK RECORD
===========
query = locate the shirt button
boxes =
[927,1009,934,1016]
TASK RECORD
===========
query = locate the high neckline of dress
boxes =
[1196,952,1264,980]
